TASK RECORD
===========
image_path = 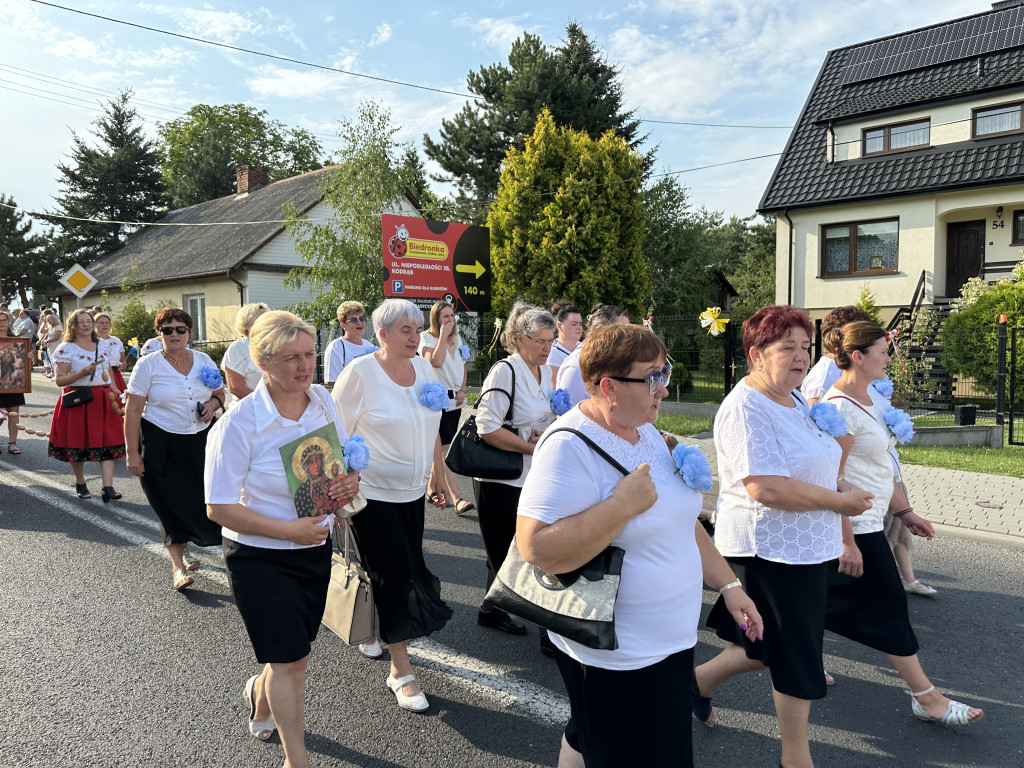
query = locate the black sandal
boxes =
[101,486,122,503]
[455,498,475,514]
[7,443,21,455]
[691,669,714,726]
[75,483,92,499]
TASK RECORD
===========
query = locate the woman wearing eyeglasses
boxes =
[124,308,225,591]
[323,301,378,388]
[48,309,126,497]
[473,301,557,637]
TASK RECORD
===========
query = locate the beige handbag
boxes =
[322,523,375,645]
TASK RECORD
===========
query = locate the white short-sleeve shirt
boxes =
[419,331,466,392]
[139,337,163,356]
[100,336,125,368]
[801,356,841,403]
[53,341,116,387]
[205,381,346,549]
[222,337,264,407]
[713,379,844,564]
[555,346,588,407]
[519,407,703,670]
[824,387,896,533]
[324,336,377,384]
[545,340,577,370]
[126,350,222,434]
[331,353,441,503]
[476,354,555,487]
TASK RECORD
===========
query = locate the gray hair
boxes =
[372,299,423,335]
[586,303,627,332]
[502,300,556,354]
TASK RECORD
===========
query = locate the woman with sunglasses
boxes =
[323,301,378,388]
[124,309,225,591]
[473,301,557,638]
[48,309,125,497]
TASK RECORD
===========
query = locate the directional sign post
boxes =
[58,263,98,306]
[382,215,491,313]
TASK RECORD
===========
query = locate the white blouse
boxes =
[99,336,125,368]
[323,336,378,383]
[139,337,164,356]
[545,340,578,369]
[714,379,843,564]
[205,381,346,550]
[801,356,841,403]
[126,350,222,435]
[419,331,466,393]
[53,341,116,387]
[824,387,896,534]
[222,337,263,408]
[518,407,703,670]
[476,354,555,488]
[332,353,441,503]
[555,346,588,407]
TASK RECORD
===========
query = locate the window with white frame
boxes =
[821,219,899,276]
[184,294,207,341]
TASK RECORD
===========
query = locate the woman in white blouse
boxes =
[323,301,378,387]
[474,301,557,638]
[420,300,471,512]
[518,323,762,768]
[822,321,982,726]
[48,309,126,500]
[555,303,629,408]
[94,312,127,394]
[222,302,269,407]
[545,301,583,388]
[332,299,452,713]
[125,308,225,591]
[207,310,359,765]
[692,305,873,768]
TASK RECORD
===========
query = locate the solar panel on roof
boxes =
[840,6,1024,85]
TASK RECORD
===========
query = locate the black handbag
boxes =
[444,360,523,480]
[61,346,99,408]
[484,427,629,650]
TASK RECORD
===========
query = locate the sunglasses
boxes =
[609,363,672,394]
[160,326,189,335]
[345,315,368,324]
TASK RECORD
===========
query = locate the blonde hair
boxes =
[250,310,316,368]
[63,309,98,343]
[234,302,270,337]
[336,301,366,326]
[427,300,457,341]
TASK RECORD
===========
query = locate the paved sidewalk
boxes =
[684,433,1024,548]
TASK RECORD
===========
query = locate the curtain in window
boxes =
[855,222,898,270]
[976,106,1021,136]
[824,226,851,273]
[890,121,929,149]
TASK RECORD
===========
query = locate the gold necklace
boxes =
[162,350,190,367]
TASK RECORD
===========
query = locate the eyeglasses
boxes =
[160,326,189,335]
[345,315,368,324]
[609,363,672,394]
[522,334,554,348]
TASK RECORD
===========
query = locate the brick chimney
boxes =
[236,165,270,195]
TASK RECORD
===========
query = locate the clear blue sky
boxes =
[0,0,983,225]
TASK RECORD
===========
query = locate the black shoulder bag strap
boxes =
[539,427,631,477]
[479,359,517,427]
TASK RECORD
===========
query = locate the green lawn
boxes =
[896,416,1024,478]
[654,413,714,437]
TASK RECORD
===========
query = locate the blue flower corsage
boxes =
[885,406,915,444]
[809,401,848,437]
[551,388,572,416]
[420,380,450,410]
[872,376,894,399]
[459,344,471,361]
[343,435,370,471]
[199,365,223,389]
[671,443,713,491]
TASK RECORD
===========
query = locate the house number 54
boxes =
[992,220,1005,229]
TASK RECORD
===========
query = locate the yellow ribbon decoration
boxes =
[699,307,730,337]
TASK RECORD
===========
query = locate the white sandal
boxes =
[903,579,938,596]
[243,674,276,740]
[909,685,984,725]
[386,673,429,713]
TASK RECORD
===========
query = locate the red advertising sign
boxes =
[382,215,491,313]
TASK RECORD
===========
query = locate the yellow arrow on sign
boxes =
[456,261,486,279]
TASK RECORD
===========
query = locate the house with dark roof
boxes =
[68,165,419,341]
[759,0,1024,320]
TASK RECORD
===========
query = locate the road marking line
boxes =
[1,460,572,726]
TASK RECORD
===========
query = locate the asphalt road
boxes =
[2,385,1021,767]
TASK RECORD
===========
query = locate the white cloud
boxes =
[454,15,533,51]
[369,23,393,48]
[139,4,262,44]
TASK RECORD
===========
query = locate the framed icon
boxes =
[0,337,32,394]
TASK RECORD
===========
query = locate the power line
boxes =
[27,0,793,131]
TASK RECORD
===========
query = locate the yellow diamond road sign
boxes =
[59,264,98,299]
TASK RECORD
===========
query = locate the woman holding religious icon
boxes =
[206,310,360,767]
[48,309,125,498]
[124,308,224,590]
[0,311,27,454]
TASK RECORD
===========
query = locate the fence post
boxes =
[996,314,1007,426]
[723,321,735,396]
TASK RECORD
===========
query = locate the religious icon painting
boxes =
[279,422,348,518]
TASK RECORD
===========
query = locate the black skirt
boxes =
[138,418,221,548]
[349,497,453,644]
[224,537,332,664]
[0,392,25,408]
[825,530,919,657]
[438,407,461,445]
[707,556,829,700]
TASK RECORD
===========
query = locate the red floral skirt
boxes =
[48,385,126,462]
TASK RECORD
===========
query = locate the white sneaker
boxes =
[358,639,383,658]
[903,579,938,596]
[386,673,429,712]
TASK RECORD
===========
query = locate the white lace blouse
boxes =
[713,379,843,564]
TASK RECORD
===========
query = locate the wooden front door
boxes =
[945,220,985,298]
